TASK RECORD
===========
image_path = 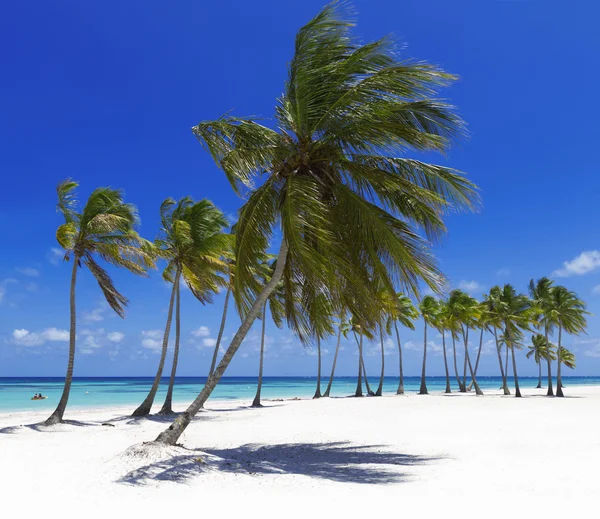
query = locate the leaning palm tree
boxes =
[132,198,230,417]
[497,284,534,398]
[527,334,555,389]
[392,294,419,395]
[529,277,556,396]
[467,302,488,392]
[45,180,155,425]
[433,300,452,393]
[418,296,438,395]
[323,316,348,397]
[483,287,510,395]
[155,2,478,445]
[547,286,587,397]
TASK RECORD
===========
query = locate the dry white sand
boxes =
[1,386,598,517]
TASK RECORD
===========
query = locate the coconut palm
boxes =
[529,277,556,396]
[467,302,488,392]
[155,2,478,445]
[497,284,534,398]
[45,180,155,425]
[483,287,510,395]
[559,347,576,370]
[132,198,230,417]
[323,316,349,397]
[547,287,587,397]
[418,296,438,395]
[392,294,419,395]
[433,300,453,393]
[526,334,555,388]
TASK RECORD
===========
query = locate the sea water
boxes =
[1,376,599,413]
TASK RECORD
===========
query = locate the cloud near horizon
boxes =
[11,327,69,347]
[553,250,600,277]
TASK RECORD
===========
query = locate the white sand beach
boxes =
[1,386,597,516]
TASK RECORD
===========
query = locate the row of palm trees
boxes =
[42,3,589,451]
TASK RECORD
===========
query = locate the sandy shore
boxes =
[1,386,597,516]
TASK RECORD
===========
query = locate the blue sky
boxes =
[1,0,600,378]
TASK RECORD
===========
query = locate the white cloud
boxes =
[11,327,69,347]
[203,338,217,347]
[16,267,40,277]
[47,248,64,265]
[192,326,210,338]
[496,267,510,277]
[83,305,107,322]
[458,280,482,293]
[592,285,600,295]
[141,329,163,352]
[107,332,124,343]
[553,250,600,277]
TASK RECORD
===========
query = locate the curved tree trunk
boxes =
[441,331,451,393]
[375,328,385,396]
[394,322,405,395]
[208,285,231,377]
[463,329,483,396]
[504,345,509,386]
[462,326,469,391]
[132,268,180,417]
[45,259,78,425]
[545,324,554,396]
[452,335,465,391]
[556,325,564,397]
[251,306,267,408]
[158,273,182,415]
[511,344,521,398]
[494,327,510,395]
[361,356,375,396]
[323,326,342,397]
[313,336,322,399]
[468,328,484,391]
[419,323,428,395]
[354,332,363,397]
[536,361,542,389]
[155,239,288,445]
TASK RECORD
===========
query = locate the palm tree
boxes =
[418,296,438,395]
[527,334,555,389]
[155,2,478,445]
[497,284,534,398]
[547,287,587,397]
[323,317,348,397]
[389,294,419,395]
[432,300,453,393]
[133,198,230,417]
[559,347,576,371]
[467,302,488,392]
[529,277,556,396]
[45,181,155,425]
[483,287,510,395]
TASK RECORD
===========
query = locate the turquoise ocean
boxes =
[2,376,600,413]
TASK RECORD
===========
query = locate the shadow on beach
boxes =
[117,441,442,486]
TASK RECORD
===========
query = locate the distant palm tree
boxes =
[45,180,155,425]
[434,300,453,393]
[418,296,439,395]
[526,334,555,389]
[529,277,556,396]
[132,198,230,417]
[468,302,488,392]
[323,316,349,397]
[547,287,587,397]
[483,287,510,395]
[497,284,534,398]
[391,294,419,395]
[155,2,478,445]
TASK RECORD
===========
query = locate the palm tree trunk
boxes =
[354,332,363,397]
[313,336,322,399]
[155,239,288,445]
[494,327,510,395]
[452,335,465,391]
[394,322,405,395]
[132,268,180,417]
[419,323,428,395]
[545,323,554,396]
[45,259,78,425]
[556,325,564,397]
[467,328,484,391]
[208,285,231,377]
[536,361,542,389]
[158,273,182,415]
[361,356,375,395]
[323,326,342,397]
[375,328,385,396]
[511,344,521,398]
[462,326,469,391]
[251,306,267,408]
[441,330,451,393]
[463,329,483,396]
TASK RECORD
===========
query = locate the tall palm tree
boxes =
[392,295,419,395]
[155,2,478,445]
[418,296,438,395]
[529,277,556,396]
[323,316,349,397]
[497,284,534,398]
[432,300,452,393]
[483,287,510,395]
[467,302,488,392]
[527,334,555,389]
[547,287,587,397]
[132,198,230,417]
[45,181,155,425]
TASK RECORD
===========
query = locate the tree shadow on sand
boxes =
[0,419,102,434]
[117,441,443,486]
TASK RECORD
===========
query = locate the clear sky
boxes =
[1,0,599,378]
